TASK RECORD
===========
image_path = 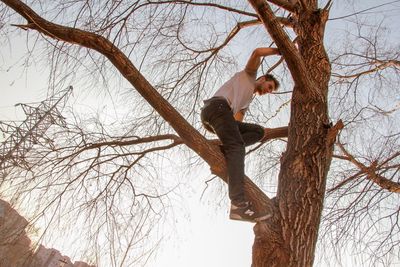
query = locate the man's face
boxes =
[256,78,276,95]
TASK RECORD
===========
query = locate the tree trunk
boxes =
[251,4,333,267]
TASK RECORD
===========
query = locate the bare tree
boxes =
[0,0,399,266]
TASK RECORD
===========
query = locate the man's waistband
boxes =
[203,96,229,106]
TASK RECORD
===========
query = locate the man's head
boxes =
[254,74,280,95]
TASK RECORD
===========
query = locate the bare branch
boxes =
[329,0,400,21]
[73,134,183,154]
[142,0,259,18]
[333,58,400,80]
[337,142,400,193]
[267,0,296,12]
[175,19,261,54]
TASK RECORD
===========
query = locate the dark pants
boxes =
[200,97,264,204]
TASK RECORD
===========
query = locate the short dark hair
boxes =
[257,73,280,91]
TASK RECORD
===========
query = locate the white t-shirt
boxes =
[213,69,257,114]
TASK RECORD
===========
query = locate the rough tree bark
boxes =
[1,0,343,266]
[248,0,339,266]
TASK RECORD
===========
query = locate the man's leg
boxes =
[201,99,246,204]
[237,121,265,146]
[201,100,271,222]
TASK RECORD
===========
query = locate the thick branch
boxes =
[337,142,400,193]
[267,0,296,12]
[196,126,288,146]
[262,126,288,142]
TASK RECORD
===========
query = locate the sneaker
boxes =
[229,201,271,223]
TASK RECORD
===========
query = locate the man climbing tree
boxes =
[0,0,399,266]
[201,47,281,222]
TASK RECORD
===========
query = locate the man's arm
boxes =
[233,108,247,121]
[234,109,246,122]
[245,47,280,73]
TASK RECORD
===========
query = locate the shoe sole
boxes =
[254,214,272,222]
[229,213,272,223]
